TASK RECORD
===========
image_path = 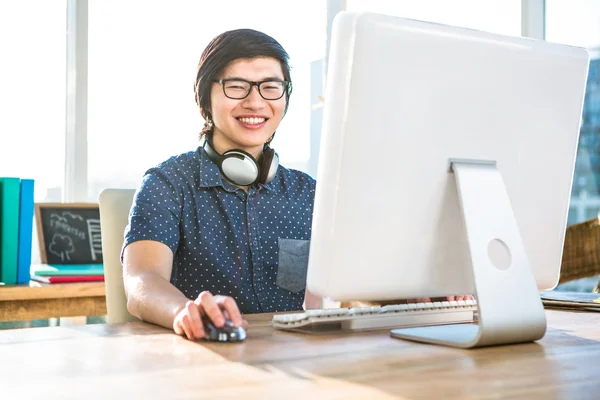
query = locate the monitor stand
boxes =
[390,160,547,348]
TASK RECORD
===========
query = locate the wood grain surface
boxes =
[0,309,598,399]
[0,282,106,321]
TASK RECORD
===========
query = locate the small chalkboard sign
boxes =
[35,203,103,265]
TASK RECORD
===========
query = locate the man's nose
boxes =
[242,85,266,107]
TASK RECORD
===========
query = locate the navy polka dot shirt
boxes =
[123,146,316,314]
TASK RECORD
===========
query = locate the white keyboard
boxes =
[272,300,478,332]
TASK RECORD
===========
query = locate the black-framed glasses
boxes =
[213,78,290,100]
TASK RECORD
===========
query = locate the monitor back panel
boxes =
[307,12,589,301]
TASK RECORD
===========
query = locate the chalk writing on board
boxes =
[50,212,86,238]
[87,219,102,261]
[48,211,102,261]
[48,233,75,261]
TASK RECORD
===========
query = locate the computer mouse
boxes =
[203,317,247,342]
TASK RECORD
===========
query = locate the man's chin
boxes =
[233,135,270,149]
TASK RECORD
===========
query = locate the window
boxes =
[546,0,600,292]
[87,0,327,201]
[0,1,67,202]
[546,0,600,226]
[346,0,521,37]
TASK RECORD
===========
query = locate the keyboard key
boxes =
[273,313,307,323]
[381,305,403,313]
[306,310,323,318]
[324,308,349,317]
[349,306,381,316]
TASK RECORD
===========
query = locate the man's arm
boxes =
[303,288,324,309]
[122,240,189,330]
[122,240,246,340]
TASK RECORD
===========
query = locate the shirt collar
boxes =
[198,146,225,189]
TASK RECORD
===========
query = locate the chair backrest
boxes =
[98,188,140,323]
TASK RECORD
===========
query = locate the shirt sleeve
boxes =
[122,165,182,259]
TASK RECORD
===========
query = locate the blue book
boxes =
[0,177,21,284]
[17,179,34,283]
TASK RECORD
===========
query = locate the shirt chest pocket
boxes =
[275,238,310,293]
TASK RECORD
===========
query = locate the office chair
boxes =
[98,188,140,323]
[559,217,600,293]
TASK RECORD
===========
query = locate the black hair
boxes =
[194,29,293,139]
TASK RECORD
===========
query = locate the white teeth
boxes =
[238,117,266,125]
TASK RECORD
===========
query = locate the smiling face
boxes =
[210,57,287,160]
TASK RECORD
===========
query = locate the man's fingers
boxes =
[173,318,184,336]
[196,291,225,327]
[448,295,475,301]
[214,295,243,328]
[179,314,195,340]
[406,298,430,303]
[185,300,204,339]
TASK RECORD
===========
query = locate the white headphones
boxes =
[203,134,279,186]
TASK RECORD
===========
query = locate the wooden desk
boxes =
[0,282,106,321]
[1,310,598,399]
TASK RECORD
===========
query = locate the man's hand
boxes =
[446,295,475,301]
[173,291,247,341]
[407,295,475,303]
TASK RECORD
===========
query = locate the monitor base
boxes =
[391,160,547,348]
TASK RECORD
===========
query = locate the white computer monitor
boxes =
[306,12,589,348]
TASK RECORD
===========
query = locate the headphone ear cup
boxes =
[220,150,260,186]
[258,147,279,184]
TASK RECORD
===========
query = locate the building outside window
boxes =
[546,0,600,225]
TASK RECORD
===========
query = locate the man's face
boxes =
[210,57,287,159]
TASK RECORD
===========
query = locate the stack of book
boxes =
[30,263,105,284]
[0,176,105,285]
[0,177,34,285]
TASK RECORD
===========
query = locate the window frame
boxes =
[64,0,546,200]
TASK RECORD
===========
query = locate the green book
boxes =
[0,177,21,284]
[31,263,104,277]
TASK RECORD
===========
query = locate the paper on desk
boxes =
[540,291,600,312]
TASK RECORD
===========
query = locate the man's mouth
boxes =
[237,117,267,125]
